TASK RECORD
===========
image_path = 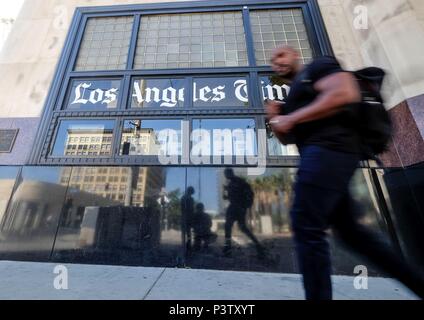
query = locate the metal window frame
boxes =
[29,0,333,167]
[61,77,125,111]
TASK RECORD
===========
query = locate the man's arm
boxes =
[270,72,361,134]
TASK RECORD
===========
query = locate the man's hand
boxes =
[269,115,298,135]
[265,100,284,120]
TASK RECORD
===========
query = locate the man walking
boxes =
[223,168,264,258]
[266,45,424,300]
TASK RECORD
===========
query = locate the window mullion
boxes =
[127,14,141,70]
[242,7,256,67]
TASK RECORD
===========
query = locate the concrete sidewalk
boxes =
[0,261,419,300]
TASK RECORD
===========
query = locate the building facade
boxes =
[0,0,423,274]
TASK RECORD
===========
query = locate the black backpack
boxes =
[349,67,393,162]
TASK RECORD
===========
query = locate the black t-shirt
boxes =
[281,55,360,154]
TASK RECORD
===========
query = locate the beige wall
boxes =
[0,0,184,118]
[318,0,424,109]
[1,0,424,119]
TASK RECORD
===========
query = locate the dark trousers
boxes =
[225,204,260,247]
[291,145,424,300]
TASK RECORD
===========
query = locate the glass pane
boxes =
[66,79,121,110]
[131,78,185,108]
[193,77,249,108]
[265,120,298,156]
[0,167,71,261]
[0,167,19,228]
[120,119,182,156]
[267,128,299,156]
[250,9,313,65]
[192,118,257,157]
[185,167,298,272]
[184,167,392,275]
[375,166,424,266]
[51,120,115,157]
[329,169,393,275]
[75,16,134,71]
[134,12,248,69]
[51,167,186,266]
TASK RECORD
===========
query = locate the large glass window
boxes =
[134,12,248,69]
[120,119,183,156]
[66,79,121,110]
[131,78,186,108]
[183,167,392,275]
[192,118,257,157]
[51,167,186,266]
[51,120,115,157]
[75,16,134,71]
[267,131,299,156]
[41,3,326,164]
[0,167,19,228]
[0,167,71,261]
[250,9,313,65]
[193,77,249,108]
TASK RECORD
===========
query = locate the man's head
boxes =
[224,168,235,179]
[186,186,195,195]
[195,203,205,213]
[270,45,302,78]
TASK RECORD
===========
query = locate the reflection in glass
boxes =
[120,119,182,156]
[222,168,265,257]
[266,120,299,156]
[328,169,394,275]
[51,120,115,157]
[193,77,248,108]
[376,165,424,266]
[0,165,399,272]
[185,167,297,272]
[51,167,185,266]
[183,167,392,275]
[0,167,71,260]
[0,167,19,230]
[192,118,257,157]
[131,78,186,108]
[66,79,121,110]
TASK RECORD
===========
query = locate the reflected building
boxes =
[64,128,114,156]
[60,166,164,208]
[121,124,161,156]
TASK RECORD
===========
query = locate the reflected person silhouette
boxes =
[192,203,217,251]
[180,186,195,253]
[223,169,265,257]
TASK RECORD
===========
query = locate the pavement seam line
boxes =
[141,267,167,300]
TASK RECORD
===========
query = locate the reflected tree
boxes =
[247,170,295,234]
